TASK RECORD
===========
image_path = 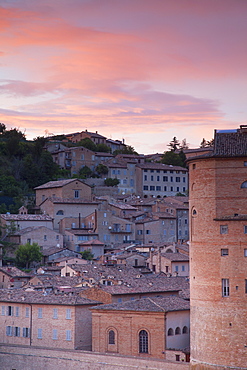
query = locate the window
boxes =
[175,266,179,272]
[37,328,42,339]
[163,176,168,181]
[1,306,5,316]
[244,249,247,257]
[38,308,43,318]
[139,330,148,353]
[151,175,154,181]
[244,226,247,234]
[25,307,29,318]
[44,235,47,241]
[150,186,155,191]
[163,230,167,235]
[176,355,180,362]
[182,326,188,334]
[118,298,122,303]
[175,327,181,335]
[184,219,188,225]
[167,328,174,336]
[66,330,72,341]
[143,185,148,190]
[170,177,173,182]
[156,186,161,191]
[171,186,173,191]
[8,306,14,316]
[164,186,167,191]
[221,249,229,256]
[176,177,180,182]
[14,327,20,337]
[56,210,64,215]
[137,230,143,235]
[222,278,229,297]
[144,175,147,181]
[176,187,179,192]
[241,181,247,188]
[157,176,160,181]
[15,307,19,317]
[53,329,58,340]
[6,326,13,336]
[182,265,185,272]
[23,328,30,338]
[146,230,150,235]
[66,309,71,319]
[108,330,115,344]
[245,279,247,294]
[53,308,58,319]
[183,177,186,183]
[220,225,228,234]
[74,190,79,198]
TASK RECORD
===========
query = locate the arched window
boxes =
[56,210,64,215]
[139,330,148,353]
[167,328,174,336]
[182,326,188,334]
[175,327,181,335]
[241,181,247,188]
[108,330,115,344]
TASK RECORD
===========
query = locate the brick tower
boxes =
[188,126,247,369]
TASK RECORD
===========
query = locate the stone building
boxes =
[188,126,247,369]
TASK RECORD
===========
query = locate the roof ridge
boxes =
[147,297,166,312]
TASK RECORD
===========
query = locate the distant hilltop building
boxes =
[188,125,247,369]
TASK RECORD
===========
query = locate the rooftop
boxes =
[91,295,190,313]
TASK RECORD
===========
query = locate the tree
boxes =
[168,137,180,151]
[95,164,108,176]
[15,242,42,269]
[113,145,138,156]
[161,151,184,167]
[96,143,111,153]
[179,138,189,150]
[78,166,93,179]
[104,178,120,186]
[200,138,214,148]
[80,250,94,260]
[0,123,6,134]
[78,138,97,151]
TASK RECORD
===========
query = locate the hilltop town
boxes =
[0,127,246,370]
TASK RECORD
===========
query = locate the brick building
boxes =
[188,126,247,369]
[91,296,190,361]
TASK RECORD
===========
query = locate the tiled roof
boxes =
[0,266,31,277]
[12,226,57,236]
[27,274,84,287]
[0,289,100,306]
[109,202,137,210]
[91,295,190,312]
[44,197,97,204]
[0,214,53,221]
[159,252,189,262]
[213,128,247,157]
[101,275,189,295]
[136,163,188,171]
[34,178,80,189]
[78,239,104,246]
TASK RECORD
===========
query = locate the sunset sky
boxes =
[0,0,246,154]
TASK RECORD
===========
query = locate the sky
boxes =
[0,0,247,154]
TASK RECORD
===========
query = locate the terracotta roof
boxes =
[213,128,247,157]
[91,295,189,312]
[136,163,188,171]
[78,239,104,246]
[43,197,97,204]
[0,214,53,221]
[159,252,189,262]
[0,289,100,306]
[34,178,90,190]
[0,266,31,277]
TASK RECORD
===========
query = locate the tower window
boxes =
[221,249,229,256]
[220,225,228,234]
[222,278,229,297]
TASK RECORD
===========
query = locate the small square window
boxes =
[221,249,229,256]
[244,226,247,234]
[220,225,228,234]
[244,249,247,257]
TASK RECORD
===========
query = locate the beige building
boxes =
[148,251,189,276]
[0,266,30,289]
[0,289,100,350]
[135,163,188,198]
